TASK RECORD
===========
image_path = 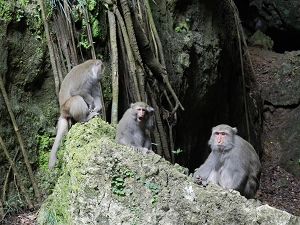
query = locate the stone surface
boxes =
[249,30,274,50]
[37,117,300,224]
[250,47,300,179]
[250,0,300,31]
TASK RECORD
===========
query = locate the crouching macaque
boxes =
[193,124,261,199]
[116,102,155,154]
[48,59,104,170]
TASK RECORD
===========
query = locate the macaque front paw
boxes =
[86,111,99,121]
[194,175,202,184]
[90,111,99,117]
[134,147,153,154]
[146,149,154,154]
[141,148,154,154]
[194,175,209,186]
[92,106,101,113]
[88,103,95,112]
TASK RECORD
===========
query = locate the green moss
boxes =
[249,30,274,51]
[90,14,100,37]
[0,1,14,21]
[37,174,71,224]
[0,0,43,38]
[37,117,116,223]
[36,132,55,170]
[66,118,115,184]
[37,117,116,225]
[101,68,112,101]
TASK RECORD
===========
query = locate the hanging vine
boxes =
[38,0,107,120]
[39,0,184,162]
[106,0,184,161]
[108,8,119,124]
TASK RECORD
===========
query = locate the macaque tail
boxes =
[48,116,68,170]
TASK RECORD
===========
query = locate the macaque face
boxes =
[209,124,236,151]
[136,107,146,122]
[214,131,227,146]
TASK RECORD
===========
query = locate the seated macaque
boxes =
[193,124,261,199]
[48,59,104,170]
[116,102,155,154]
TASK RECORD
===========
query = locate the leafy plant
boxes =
[16,9,24,22]
[175,23,189,32]
[144,182,159,203]
[123,169,135,177]
[111,175,125,196]
[172,148,183,155]
[78,33,91,49]
[90,14,100,37]
[175,18,190,33]
[111,166,136,196]
[189,167,199,177]
[87,0,97,11]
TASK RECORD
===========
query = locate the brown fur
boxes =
[48,59,104,170]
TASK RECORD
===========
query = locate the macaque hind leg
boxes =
[65,96,98,122]
[207,170,220,184]
[78,91,95,112]
[144,134,152,149]
[91,85,102,112]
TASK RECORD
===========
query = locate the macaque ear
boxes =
[232,127,238,134]
[95,60,102,66]
[146,106,154,113]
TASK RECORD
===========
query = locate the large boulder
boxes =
[37,117,299,224]
[251,48,300,178]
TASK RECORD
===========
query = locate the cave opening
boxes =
[234,0,300,53]
[265,28,300,53]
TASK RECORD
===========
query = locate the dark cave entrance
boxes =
[266,28,300,53]
[234,0,300,53]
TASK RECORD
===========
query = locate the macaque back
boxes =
[48,59,104,170]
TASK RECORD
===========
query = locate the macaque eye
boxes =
[214,132,227,136]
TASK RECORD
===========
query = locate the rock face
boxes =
[249,0,300,31]
[150,0,263,171]
[236,0,300,52]
[250,47,300,179]
[0,1,57,201]
[37,118,300,224]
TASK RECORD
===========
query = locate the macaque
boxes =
[193,124,261,199]
[254,17,267,33]
[48,59,104,170]
[116,102,155,154]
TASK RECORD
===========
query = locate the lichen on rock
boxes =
[37,117,300,224]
